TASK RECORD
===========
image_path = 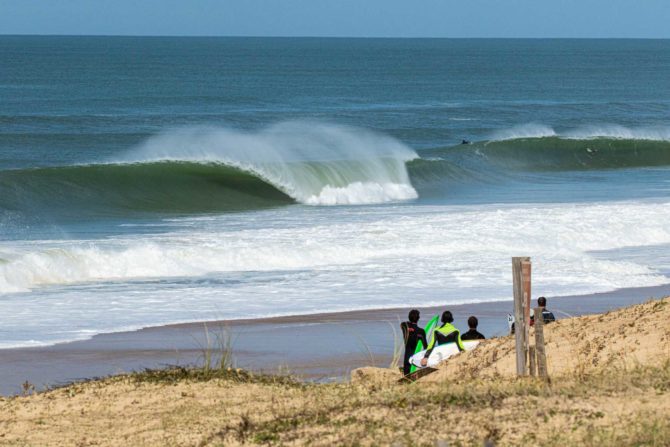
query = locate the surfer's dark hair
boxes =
[468,316,478,329]
[441,310,454,324]
[538,296,547,307]
[408,309,420,323]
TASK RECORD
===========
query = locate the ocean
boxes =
[1,36,670,348]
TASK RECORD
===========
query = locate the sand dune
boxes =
[0,298,668,446]
[424,297,670,382]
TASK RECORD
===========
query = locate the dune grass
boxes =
[2,354,668,446]
[2,299,669,446]
[105,359,669,446]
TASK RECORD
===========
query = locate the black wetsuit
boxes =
[512,309,556,334]
[400,321,427,376]
[461,329,485,340]
[423,323,464,359]
[530,309,556,325]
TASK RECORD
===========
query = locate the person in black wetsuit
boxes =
[461,316,485,341]
[420,310,465,367]
[400,309,427,376]
[511,296,557,334]
[531,296,556,325]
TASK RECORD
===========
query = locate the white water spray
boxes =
[118,121,419,205]
[490,123,670,142]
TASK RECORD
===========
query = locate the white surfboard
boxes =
[409,340,480,368]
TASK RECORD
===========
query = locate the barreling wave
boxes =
[489,123,670,142]
[471,137,670,171]
[3,122,670,221]
[418,124,670,177]
[0,122,418,219]
[0,162,294,217]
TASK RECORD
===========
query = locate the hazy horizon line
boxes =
[2,34,669,40]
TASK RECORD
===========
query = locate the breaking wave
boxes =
[465,137,670,171]
[427,124,670,173]
[0,122,419,218]
[2,123,670,220]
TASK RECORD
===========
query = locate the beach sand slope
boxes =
[0,298,668,446]
[424,296,670,382]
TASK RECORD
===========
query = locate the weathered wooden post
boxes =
[534,307,549,380]
[528,346,537,377]
[512,257,530,376]
[522,260,532,357]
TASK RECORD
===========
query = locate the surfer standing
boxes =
[461,316,486,341]
[511,296,557,334]
[420,311,465,367]
[401,310,428,376]
[531,296,556,325]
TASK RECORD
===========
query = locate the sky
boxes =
[1,0,669,38]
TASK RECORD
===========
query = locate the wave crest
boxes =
[476,137,670,171]
[0,122,419,219]
[489,123,557,141]
[122,122,419,206]
[489,123,670,142]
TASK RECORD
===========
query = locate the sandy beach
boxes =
[1,294,668,446]
[2,283,670,396]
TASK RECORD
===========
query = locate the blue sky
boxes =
[1,0,668,38]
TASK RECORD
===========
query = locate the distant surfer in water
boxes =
[461,139,471,145]
[401,309,427,376]
[461,316,485,341]
[420,310,464,367]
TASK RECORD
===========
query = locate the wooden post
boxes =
[528,346,537,377]
[534,307,548,380]
[512,257,529,376]
[522,260,532,357]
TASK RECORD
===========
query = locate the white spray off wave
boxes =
[120,122,419,205]
[490,123,670,142]
[489,123,557,141]
[565,124,670,141]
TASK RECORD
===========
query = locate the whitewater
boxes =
[2,36,670,348]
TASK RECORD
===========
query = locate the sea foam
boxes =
[2,199,669,348]
[1,200,669,295]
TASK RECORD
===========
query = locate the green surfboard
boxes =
[409,314,439,374]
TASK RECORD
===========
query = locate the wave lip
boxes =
[488,123,557,141]
[123,122,419,206]
[488,123,670,143]
[0,122,420,218]
[564,124,670,141]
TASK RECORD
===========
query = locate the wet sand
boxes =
[2,283,670,395]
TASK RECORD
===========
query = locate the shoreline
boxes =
[2,282,670,395]
[3,295,669,446]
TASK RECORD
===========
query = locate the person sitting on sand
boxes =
[461,316,485,340]
[420,310,464,367]
[531,296,556,325]
[401,309,428,376]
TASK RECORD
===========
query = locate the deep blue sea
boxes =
[1,37,670,347]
